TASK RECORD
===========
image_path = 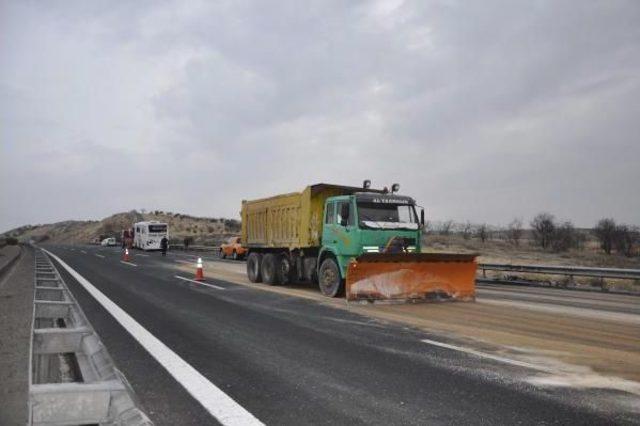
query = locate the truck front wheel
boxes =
[319,258,343,297]
[247,252,263,283]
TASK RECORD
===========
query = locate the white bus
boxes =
[133,221,169,251]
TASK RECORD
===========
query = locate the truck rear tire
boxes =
[261,253,278,285]
[278,254,294,285]
[247,253,262,283]
[319,257,343,297]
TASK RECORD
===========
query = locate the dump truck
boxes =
[241,182,478,302]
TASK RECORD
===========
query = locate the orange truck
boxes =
[219,236,247,260]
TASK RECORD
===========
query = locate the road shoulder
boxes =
[0,246,34,426]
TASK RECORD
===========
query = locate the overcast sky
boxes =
[1,0,639,232]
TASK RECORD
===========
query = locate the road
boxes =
[40,244,640,425]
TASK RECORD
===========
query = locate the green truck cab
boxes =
[320,192,422,280]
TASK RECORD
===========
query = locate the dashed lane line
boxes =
[42,248,263,426]
[95,254,105,259]
[120,261,138,267]
[175,275,225,290]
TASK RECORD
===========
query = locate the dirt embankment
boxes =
[2,211,241,245]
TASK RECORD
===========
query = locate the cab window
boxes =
[336,201,353,226]
[325,202,335,224]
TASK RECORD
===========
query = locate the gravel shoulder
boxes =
[0,246,34,426]
[0,245,21,277]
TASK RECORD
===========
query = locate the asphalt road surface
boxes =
[40,244,639,425]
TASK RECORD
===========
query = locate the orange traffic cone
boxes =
[123,248,130,262]
[195,257,204,281]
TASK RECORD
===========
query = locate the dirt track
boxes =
[178,256,640,388]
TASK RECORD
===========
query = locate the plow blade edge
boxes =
[345,253,478,303]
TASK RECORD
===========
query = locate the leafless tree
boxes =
[531,213,555,249]
[438,220,454,236]
[461,221,473,240]
[573,230,588,251]
[613,224,640,257]
[507,218,523,246]
[594,218,616,255]
[475,224,490,243]
[423,220,433,234]
[551,221,577,252]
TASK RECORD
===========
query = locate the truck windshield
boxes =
[357,202,419,230]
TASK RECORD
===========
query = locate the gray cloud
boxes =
[1,0,639,232]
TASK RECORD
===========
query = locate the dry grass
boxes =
[423,234,640,269]
[423,234,640,292]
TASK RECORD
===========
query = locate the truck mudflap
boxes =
[345,253,478,303]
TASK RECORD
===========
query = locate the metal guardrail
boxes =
[478,263,640,280]
[30,250,152,425]
[170,244,220,253]
[478,262,640,295]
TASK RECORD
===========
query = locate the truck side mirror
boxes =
[420,209,425,227]
[340,203,350,227]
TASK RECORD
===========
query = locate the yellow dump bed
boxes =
[241,183,380,249]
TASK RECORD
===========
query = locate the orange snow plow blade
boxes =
[345,253,478,303]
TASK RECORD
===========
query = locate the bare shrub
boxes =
[551,221,577,252]
[507,218,523,246]
[423,221,433,234]
[531,213,555,249]
[4,237,18,245]
[460,221,473,240]
[438,220,454,236]
[573,230,588,251]
[475,224,490,243]
[613,224,640,257]
[594,218,616,254]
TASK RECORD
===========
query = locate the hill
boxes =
[1,210,240,245]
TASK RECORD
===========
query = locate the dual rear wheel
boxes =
[246,252,343,297]
[247,252,292,285]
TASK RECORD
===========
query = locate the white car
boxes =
[101,237,117,247]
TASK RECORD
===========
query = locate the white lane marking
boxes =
[80,250,87,254]
[478,299,640,325]
[120,261,138,267]
[42,249,263,426]
[138,254,150,257]
[175,259,193,265]
[175,275,225,290]
[95,254,105,259]
[421,339,554,373]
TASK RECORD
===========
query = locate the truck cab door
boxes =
[335,200,358,256]
[322,201,337,251]
[322,199,358,261]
